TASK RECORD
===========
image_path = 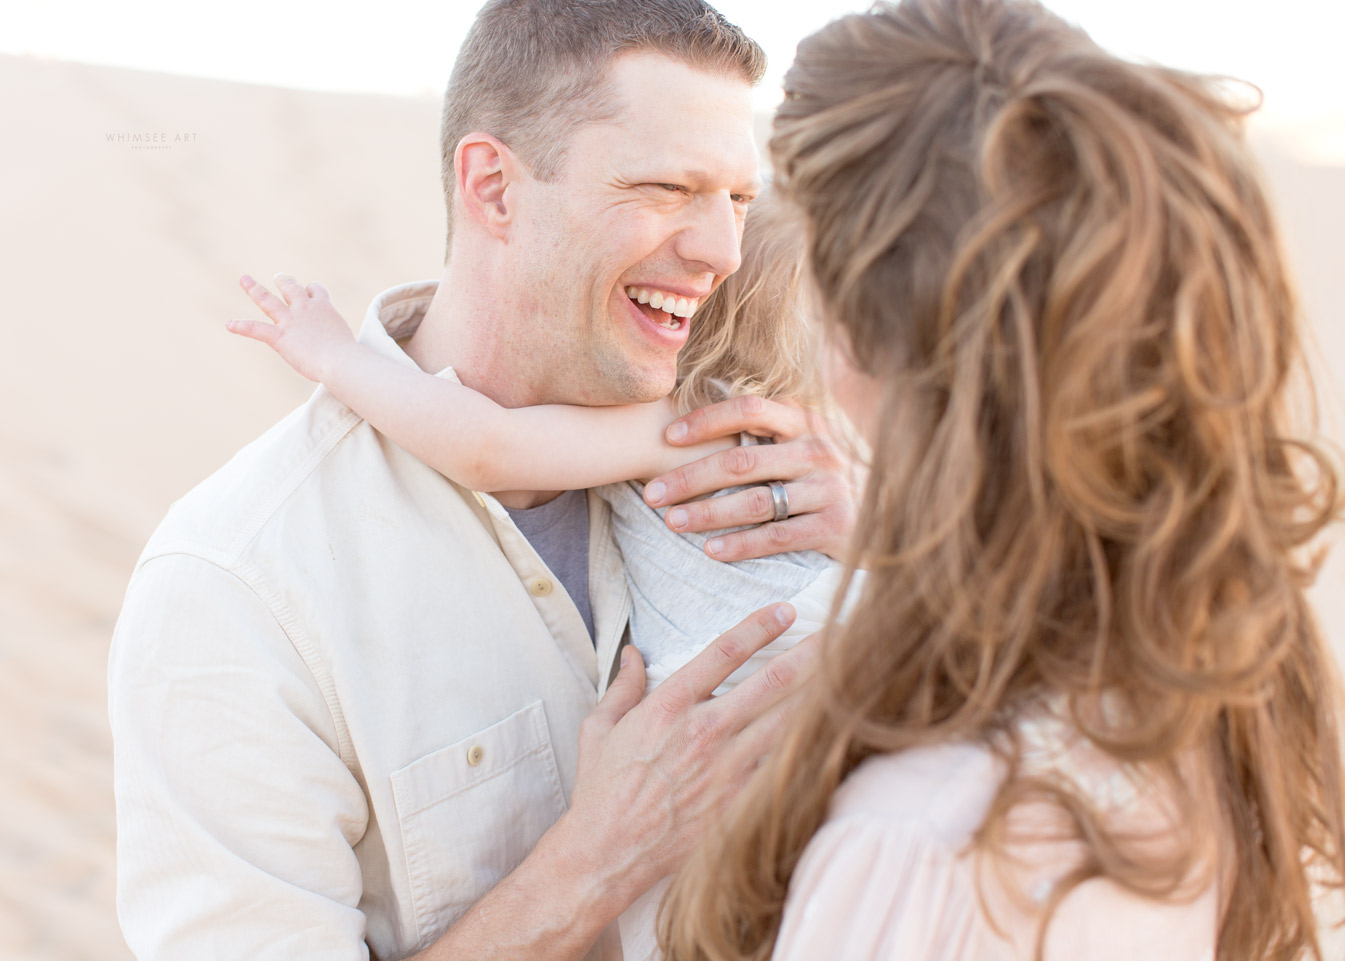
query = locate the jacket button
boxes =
[467,744,484,767]
[528,577,553,597]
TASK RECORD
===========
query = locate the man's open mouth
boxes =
[625,286,700,332]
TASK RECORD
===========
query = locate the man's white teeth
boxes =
[624,286,699,319]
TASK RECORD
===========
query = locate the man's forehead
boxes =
[599,52,760,187]
[604,51,754,118]
[563,127,760,192]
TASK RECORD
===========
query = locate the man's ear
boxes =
[454,132,522,240]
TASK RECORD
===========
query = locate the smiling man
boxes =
[109,2,854,960]
[430,51,760,411]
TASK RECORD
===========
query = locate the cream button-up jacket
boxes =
[109,281,630,960]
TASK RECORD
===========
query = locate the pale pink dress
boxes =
[772,710,1221,961]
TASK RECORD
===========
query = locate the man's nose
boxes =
[677,193,743,278]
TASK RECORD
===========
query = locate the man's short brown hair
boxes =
[439,0,766,251]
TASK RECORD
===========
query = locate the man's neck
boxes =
[402,264,564,510]
[403,263,553,410]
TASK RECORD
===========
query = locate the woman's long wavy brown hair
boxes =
[660,1,1345,959]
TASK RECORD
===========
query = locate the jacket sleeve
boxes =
[108,552,370,960]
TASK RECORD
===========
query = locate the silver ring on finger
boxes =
[767,480,790,522]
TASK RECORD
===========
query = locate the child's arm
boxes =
[227,274,734,493]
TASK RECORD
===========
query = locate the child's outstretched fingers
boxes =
[273,272,308,305]
[224,316,280,346]
[239,274,291,323]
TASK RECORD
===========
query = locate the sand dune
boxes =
[1,53,445,961]
[1249,132,1345,653]
[1,53,1341,960]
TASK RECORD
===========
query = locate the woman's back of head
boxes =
[662,1,1345,959]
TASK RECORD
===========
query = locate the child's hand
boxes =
[227,273,357,383]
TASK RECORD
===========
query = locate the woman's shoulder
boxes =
[775,743,1013,961]
[789,714,1220,961]
[824,702,1149,841]
[827,739,1005,846]
[823,707,1156,853]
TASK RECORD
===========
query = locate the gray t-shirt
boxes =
[504,488,595,641]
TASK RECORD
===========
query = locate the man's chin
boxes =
[580,363,676,406]
[623,380,676,405]
[580,384,672,407]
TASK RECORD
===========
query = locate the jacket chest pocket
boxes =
[390,700,568,950]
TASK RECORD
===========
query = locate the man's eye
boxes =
[654,183,686,193]
[731,194,754,205]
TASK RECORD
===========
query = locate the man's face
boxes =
[507,52,760,405]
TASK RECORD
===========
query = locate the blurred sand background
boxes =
[0,52,1341,960]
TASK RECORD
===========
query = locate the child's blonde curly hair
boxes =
[670,191,827,415]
